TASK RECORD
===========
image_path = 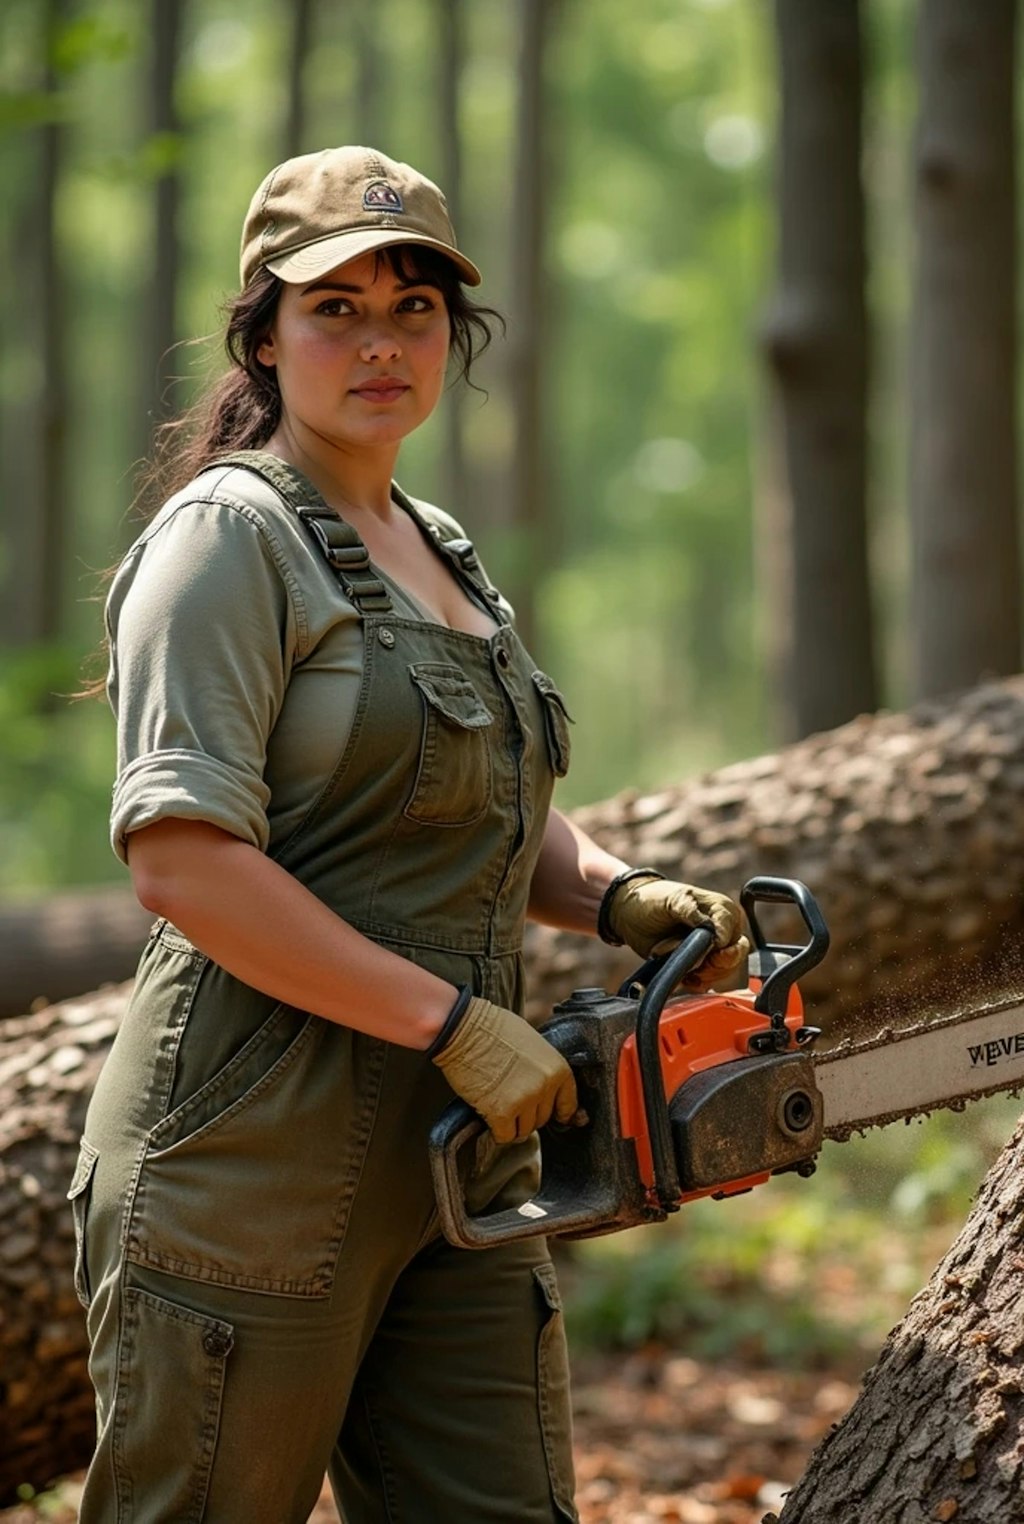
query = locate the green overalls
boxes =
[70,453,578,1522]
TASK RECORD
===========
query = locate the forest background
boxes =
[1,0,922,889]
[4,2,1024,1517]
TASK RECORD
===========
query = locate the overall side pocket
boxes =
[67,1138,100,1309]
[533,1261,579,1521]
[532,671,574,778]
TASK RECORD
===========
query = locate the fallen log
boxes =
[0,886,152,1019]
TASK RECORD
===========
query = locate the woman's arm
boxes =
[526,807,630,935]
[128,817,454,1049]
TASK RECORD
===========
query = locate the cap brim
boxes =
[264,228,482,287]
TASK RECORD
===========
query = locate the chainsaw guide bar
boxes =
[816,996,1024,1142]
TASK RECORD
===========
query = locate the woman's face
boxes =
[256,248,451,454]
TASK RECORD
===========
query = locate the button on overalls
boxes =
[71,454,579,1523]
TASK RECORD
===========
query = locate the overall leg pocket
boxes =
[533,1261,579,1521]
[111,1285,233,1524]
[67,1138,100,1309]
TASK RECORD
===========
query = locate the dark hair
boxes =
[71,244,503,702]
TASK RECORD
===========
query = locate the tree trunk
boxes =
[761,0,876,739]
[133,0,185,493]
[282,0,315,160]
[909,1,1020,701]
[436,0,469,518]
[505,0,556,657]
[4,0,70,647]
[7,674,1024,1494]
[37,0,70,646]
[773,1112,1024,1523]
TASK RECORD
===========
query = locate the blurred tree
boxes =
[133,0,186,503]
[507,0,559,655]
[908,0,1020,700]
[354,0,383,146]
[2,0,72,648]
[283,0,315,159]
[761,0,876,740]
[436,0,468,516]
[37,0,71,648]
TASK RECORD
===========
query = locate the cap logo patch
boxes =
[363,181,404,214]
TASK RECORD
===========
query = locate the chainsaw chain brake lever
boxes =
[741,876,829,1050]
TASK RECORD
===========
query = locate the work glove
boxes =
[599,869,749,993]
[429,992,579,1145]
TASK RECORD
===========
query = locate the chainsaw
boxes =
[429,876,1024,1249]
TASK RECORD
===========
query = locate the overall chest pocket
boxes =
[405,662,495,827]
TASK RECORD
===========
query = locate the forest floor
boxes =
[0,1346,860,1524]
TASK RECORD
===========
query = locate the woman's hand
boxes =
[429,996,579,1144]
[603,872,750,992]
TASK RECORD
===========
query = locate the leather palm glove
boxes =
[599,869,750,993]
[428,991,579,1145]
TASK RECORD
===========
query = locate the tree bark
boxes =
[7,674,1024,1494]
[761,0,876,740]
[773,1112,1024,1523]
[0,988,122,1497]
[909,1,1020,701]
[525,674,1024,1035]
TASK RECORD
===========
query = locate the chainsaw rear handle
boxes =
[740,876,829,1024]
[429,925,716,1248]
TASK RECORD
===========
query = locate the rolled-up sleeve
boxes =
[106,498,301,866]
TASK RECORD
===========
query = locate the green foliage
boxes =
[0,647,116,894]
[563,1097,1021,1364]
[50,13,134,75]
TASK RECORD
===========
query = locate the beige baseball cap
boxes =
[239,145,482,289]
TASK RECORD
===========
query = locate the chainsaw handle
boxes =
[740,876,829,1021]
[428,1017,605,1250]
[634,925,717,1210]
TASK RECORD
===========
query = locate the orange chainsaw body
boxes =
[616,979,806,1203]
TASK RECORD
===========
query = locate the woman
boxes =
[71,146,747,1523]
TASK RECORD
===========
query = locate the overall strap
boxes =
[391,483,508,624]
[210,450,394,616]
